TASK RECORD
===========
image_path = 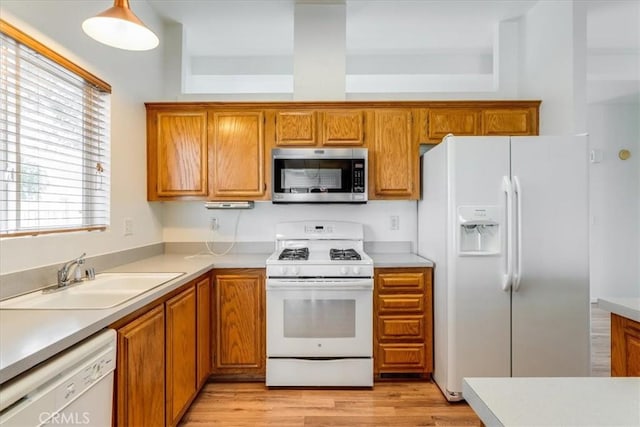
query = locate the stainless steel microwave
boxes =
[272,148,368,203]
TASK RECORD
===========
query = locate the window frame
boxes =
[0,19,111,238]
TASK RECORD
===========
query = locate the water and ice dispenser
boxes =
[457,206,500,255]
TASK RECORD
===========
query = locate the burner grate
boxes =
[278,247,309,261]
[330,248,362,261]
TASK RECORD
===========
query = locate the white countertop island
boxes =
[463,377,640,427]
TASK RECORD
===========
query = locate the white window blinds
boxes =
[0,21,111,237]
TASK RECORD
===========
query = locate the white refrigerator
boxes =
[418,135,590,401]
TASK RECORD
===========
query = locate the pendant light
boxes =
[82,0,159,51]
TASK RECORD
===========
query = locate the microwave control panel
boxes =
[353,160,366,193]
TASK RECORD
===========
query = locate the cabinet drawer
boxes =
[378,315,425,341]
[377,294,424,314]
[377,272,425,293]
[377,343,426,371]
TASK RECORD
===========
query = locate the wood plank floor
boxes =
[180,303,610,426]
[179,382,481,426]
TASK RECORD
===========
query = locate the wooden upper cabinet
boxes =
[426,108,480,142]
[320,110,365,146]
[370,109,418,199]
[415,103,540,144]
[482,108,538,136]
[148,110,208,200]
[209,111,266,199]
[275,110,316,146]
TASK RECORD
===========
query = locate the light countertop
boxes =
[597,297,640,322]
[0,250,430,384]
[0,253,269,384]
[463,377,640,427]
[369,253,433,268]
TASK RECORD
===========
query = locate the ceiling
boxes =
[146,0,639,102]
[147,0,539,56]
[147,0,639,56]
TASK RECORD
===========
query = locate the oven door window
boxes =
[266,287,372,357]
[283,299,355,338]
[273,159,353,193]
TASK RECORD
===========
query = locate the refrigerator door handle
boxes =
[502,176,514,291]
[513,176,523,291]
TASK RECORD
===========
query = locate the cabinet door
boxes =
[212,269,265,377]
[482,108,538,136]
[275,110,316,146]
[320,110,365,146]
[611,314,640,377]
[166,287,197,427]
[116,305,165,427]
[371,109,417,199]
[427,108,480,142]
[196,275,212,387]
[148,110,208,199]
[209,111,266,198]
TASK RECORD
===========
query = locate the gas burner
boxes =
[330,248,362,261]
[279,247,309,261]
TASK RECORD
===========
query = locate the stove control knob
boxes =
[340,267,348,275]
[291,267,299,276]
[352,266,361,275]
[278,266,286,275]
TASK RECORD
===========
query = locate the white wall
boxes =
[518,0,587,134]
[163,201,418,248]
[588,103,640,298]
[0,1,165,274]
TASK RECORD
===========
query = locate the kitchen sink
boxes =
[0,272,185,310]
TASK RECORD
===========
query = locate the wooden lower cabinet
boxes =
[166,287,197,427]
[196,275,212,387]
[211,269,265,378]
[115,304,165,427]
[374,267,433,378]
[611,314,640,376]
[113,273,213,427]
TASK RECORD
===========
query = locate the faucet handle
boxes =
[86,267,96,280]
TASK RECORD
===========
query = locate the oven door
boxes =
[266,278,373,358]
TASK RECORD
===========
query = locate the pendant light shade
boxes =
[82,0,159,51]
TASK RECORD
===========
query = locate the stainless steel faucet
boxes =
[57,253,87,288]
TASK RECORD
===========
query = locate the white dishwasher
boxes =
[0,329,116,427]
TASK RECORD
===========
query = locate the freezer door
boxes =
[510,135,590,377]
[447,137,512,396]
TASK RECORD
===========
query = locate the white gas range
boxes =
[265,221,374,387]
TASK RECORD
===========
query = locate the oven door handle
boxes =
[266,279,373,291]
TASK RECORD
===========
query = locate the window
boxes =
[0,20,111,237]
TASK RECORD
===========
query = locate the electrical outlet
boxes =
[210,217,219,231]
[390,215,400,231]
[124,218,133,236]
